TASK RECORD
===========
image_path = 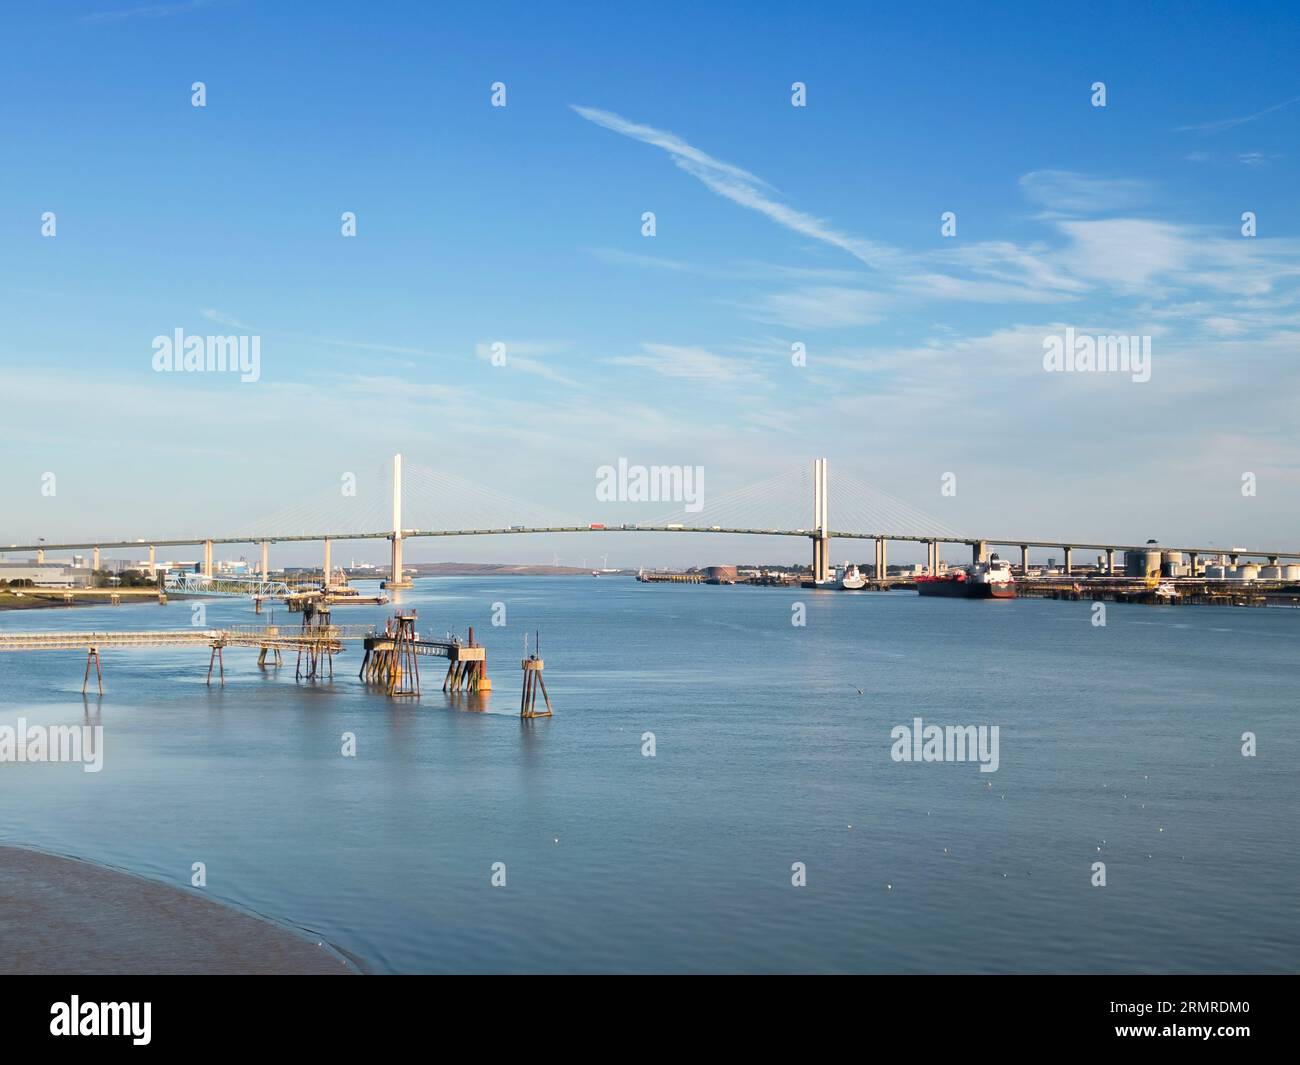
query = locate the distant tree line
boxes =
[93,569,156,588]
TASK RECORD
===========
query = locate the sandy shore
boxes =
[0,845,353,974]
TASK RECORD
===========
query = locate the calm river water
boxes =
[0,577,1295,973]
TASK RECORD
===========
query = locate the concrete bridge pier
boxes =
[92,546,101,571]
[810,458,830,583]
[875,537,887,579]
[260,541,270,578]
[972,540,988,564]
[926,540,940,575]
[388,535,410,589]
[385,454,413,589]
[323,538,332,587]
[1106,548,1116,575]
[148,545,156,572]
[203,540,214,577]
[1063,547,1073,575]
[36,548,45,564]
[1189,551,1198,576]
[1020,545,1030,573]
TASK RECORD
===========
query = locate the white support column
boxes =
[323,538,332,587]
[388,453,411,588]
[203,540,213,577]
[811,457,830,583]
[820,458,828,537]
[260,540,270,577]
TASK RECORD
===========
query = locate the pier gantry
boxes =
[811,458,830,583]
[386,453,412,589]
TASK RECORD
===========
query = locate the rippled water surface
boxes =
[1,577,1296,972]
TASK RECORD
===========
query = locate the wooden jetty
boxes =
[358,618,494,698]
[1,615,550,713]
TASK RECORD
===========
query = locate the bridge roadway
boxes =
[6,526,1300,562]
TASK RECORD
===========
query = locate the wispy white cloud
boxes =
[751,286,887,328]
[572,105,898,270]
[609,343,754,383]
[1176,94,1300,134]
[474,340,581,386]
[1019,169,1148,215]
[201,308,252,330]
[573,107,1300,347]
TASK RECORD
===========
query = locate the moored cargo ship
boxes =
[917,555,1016,599]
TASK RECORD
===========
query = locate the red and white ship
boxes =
[916,555,1017,599]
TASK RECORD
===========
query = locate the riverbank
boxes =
[0,588,162,611]
[0,845,353,975]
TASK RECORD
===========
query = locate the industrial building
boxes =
[0,561,92,588]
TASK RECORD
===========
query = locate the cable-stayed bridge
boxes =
[4,455,1299,585]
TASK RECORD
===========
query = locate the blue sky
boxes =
[2,1,1298,566]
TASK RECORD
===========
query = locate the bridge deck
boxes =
[7,525,1297,561]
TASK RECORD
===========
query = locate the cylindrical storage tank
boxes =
[1205,565,1228,579]
[1162,551,1185,566]
[1235,564,1260,582]
[1284,565,1300,581]
[1260,565,1283,580]
[1125,549,1162,578]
